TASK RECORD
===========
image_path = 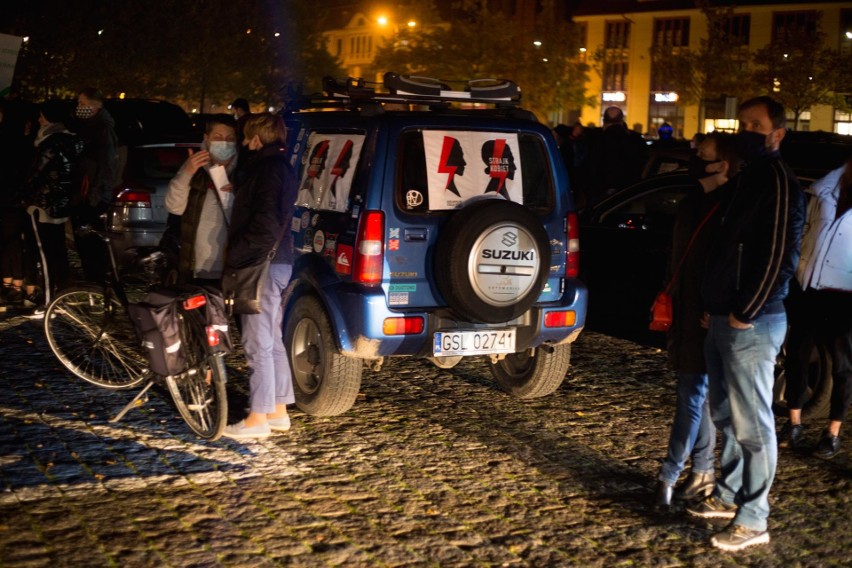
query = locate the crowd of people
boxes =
[0,87,114,312]
[552,106,649,209]
[0,87,293,440]
[2,86,849,552]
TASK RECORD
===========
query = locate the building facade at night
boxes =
[320,1,852,138]
[571,0,852,137]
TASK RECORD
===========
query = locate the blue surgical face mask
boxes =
[208,140,237,163]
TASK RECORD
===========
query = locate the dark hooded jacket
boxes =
[700,152,806,323]
[74,107,119,208]
[226,144,297,268]
[24,125,83,219]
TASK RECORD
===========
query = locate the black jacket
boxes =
[667,185,719,373]
[700,153,806,323]
[226,144,296,268]
[74,108,118,208]
[24,129,83,219]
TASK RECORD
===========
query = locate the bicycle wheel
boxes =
[44,285,148,389]
[165,307,227,440]
[166,354,227,440]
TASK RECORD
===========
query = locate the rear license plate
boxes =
[433,329,516,357]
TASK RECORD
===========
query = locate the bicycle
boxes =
[43,226,230,440]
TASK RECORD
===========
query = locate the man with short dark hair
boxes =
[687,96,806,552]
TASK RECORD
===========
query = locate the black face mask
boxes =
[688,155,722,180]
[736,130,768,162]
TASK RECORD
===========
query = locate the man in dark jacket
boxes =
[580,106,647,206]
[71,87,119,282]
[687,96,806,552]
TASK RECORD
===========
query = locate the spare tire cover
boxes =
[434,199,551,323]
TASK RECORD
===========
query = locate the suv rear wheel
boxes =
[489,344,570,398]
[285,295,362,416]
[434,199,551,324]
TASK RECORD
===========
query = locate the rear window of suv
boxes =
[397,130,553,214]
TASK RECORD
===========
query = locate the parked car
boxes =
[579,171,693,347]
[580,134,852,420]
[100,99,199,271]
[278,73,587,416]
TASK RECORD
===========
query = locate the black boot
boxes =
[674,471,715,501]
[653,481,674,510]
[814,430,841,459]
[778,421,805,450]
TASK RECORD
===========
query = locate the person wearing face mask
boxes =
[71,87,119,283]
[653,132,739,511]
[164,114,238,284]
[20,102,83,308]
[686,97,806,552]
[222,112,296,440]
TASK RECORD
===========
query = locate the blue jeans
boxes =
[705,312,787,532]
[659,371,716,485]
[240,263,295,414]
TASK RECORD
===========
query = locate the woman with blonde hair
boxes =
[223,113,298,439]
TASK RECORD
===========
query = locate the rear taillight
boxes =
[565,212,580,278]
[115,189,152,208]
[182,295,207,310]
[205,325,220,347]
[353,210,385,284]
[544,310,577,328]
[382,317,425,335]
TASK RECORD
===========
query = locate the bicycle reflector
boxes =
[205,325,220,347]
[183,295,207,310]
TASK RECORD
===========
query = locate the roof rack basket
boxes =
[314,72,521,109]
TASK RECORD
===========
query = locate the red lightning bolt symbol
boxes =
[490,139,508,192]
[437,136,459,193]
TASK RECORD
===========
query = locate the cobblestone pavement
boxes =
[0,312,849,567]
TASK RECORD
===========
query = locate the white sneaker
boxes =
[268,415,292,432]
[222,420,271,440]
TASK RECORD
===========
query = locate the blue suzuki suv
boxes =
[282,74,587,415]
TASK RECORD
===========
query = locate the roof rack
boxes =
[311,72,521,109]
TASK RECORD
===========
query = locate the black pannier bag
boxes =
[200,285,233,354]
[128,285,232,377]
[128,288,186,377]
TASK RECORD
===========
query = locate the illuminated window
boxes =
[721,14,750,46]
[773,10,818,44]
[786,109,811,131]
[834,106,852,135]
[841,9,852,57]
[603,21,630,92]
[653,17,690,47]
[605,21,630,49]
[603,61,629,91]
